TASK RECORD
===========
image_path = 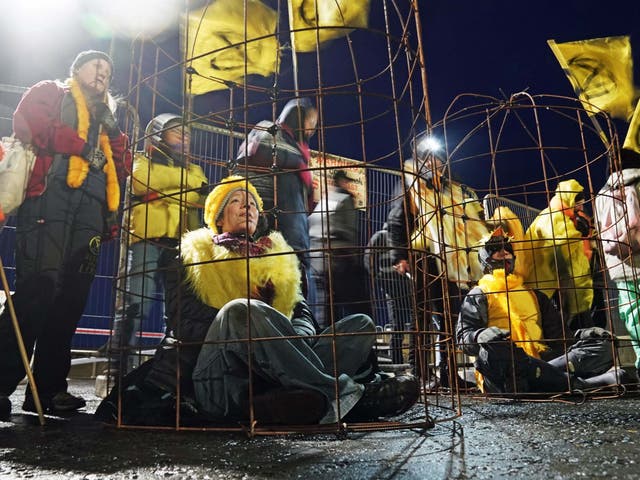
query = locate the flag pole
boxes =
[286,0,300,92]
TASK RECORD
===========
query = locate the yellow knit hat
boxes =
[205,175,263,232]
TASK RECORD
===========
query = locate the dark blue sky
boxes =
[1,0,639,196]
[423,0,640,121]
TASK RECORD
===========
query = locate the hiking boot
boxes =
[345,373,420,421]
[0,396,10,421]
[23,392,86,413]
[245,389,328,425]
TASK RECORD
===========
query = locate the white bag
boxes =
[0,135,36,217]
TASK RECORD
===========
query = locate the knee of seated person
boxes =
[219,298,272,323]
[335,313,375,333]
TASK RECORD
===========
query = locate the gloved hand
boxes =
[94,102,120,138]
[81,143,108,170]
[476,326,510,345]
[103,211,120,241]
[253,279,275,305]
[198,181,210,196]
[574,327,613,340]
[574,212,591,237]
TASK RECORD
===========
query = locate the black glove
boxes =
[574,213,591,237]
[574,327,612,340]
[94,102,120,138]
[84,147,107,171]
[476,326,510,345]
[254,279,275,305]
[198,181,210,196]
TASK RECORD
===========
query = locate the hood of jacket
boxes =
[277,98,315,143]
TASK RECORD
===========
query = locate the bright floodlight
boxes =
[419,135,442,153]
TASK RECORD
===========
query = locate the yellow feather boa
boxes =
[181,229,303,318]
[477,269,549,359]
[66,79,120,212]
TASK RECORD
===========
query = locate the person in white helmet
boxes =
[101,114,208,377]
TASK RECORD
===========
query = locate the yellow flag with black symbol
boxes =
[184,0,280,95]
[288,0,370,52]
[548,36,634,120]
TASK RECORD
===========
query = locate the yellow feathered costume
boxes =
[180,229,303,319]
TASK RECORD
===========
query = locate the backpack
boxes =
[595,178,640,258]
[0,135,36,224]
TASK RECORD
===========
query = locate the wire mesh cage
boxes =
[436,91,637,401]
[93,0,458,435]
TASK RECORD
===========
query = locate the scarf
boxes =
[66,78,120,212]
[182,229,303,318]
[477,269,548,358]
[212,232,273,256]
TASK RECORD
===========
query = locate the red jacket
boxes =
[13,80,131,198]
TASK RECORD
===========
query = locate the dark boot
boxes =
[344,374,420,421]
[573,367,631,390]
[526,357,573,393]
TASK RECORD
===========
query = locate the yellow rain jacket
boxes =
[129,152,208,244]
[522,179,593,317]
[405,160,489,286]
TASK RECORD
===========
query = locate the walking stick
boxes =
[0,255,45,425]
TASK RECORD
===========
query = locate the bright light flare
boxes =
[92,0,183,38]
[4,1,78,39]
[418,135,442,153]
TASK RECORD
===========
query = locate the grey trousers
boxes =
[192,299,375,424]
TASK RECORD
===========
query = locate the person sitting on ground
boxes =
[96,176,419,426]
[456,228,628,395]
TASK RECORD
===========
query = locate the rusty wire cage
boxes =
[97,0,461,435]
[436,91,638,401]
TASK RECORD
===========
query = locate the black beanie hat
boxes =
[70,50,114,78]
[620,148,640,170]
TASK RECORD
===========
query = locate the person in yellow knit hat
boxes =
[95,175,419,426]
[0,50,131,420]
[456,228,628,394]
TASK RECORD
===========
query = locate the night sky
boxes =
[1,0,639,199]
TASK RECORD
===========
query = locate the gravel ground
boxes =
[0,379,639,479]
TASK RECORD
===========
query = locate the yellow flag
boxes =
[623,99,640,153]
[288,0,370,53]
[548,36,634,120]
[184,0,280,95]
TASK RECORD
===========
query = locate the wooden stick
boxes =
[0,255,45,425]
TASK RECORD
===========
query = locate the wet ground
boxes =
[1,380,639,479]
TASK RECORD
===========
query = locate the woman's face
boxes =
[75,58,112,98]
[163,125,191,154]
[217,190,259,236]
